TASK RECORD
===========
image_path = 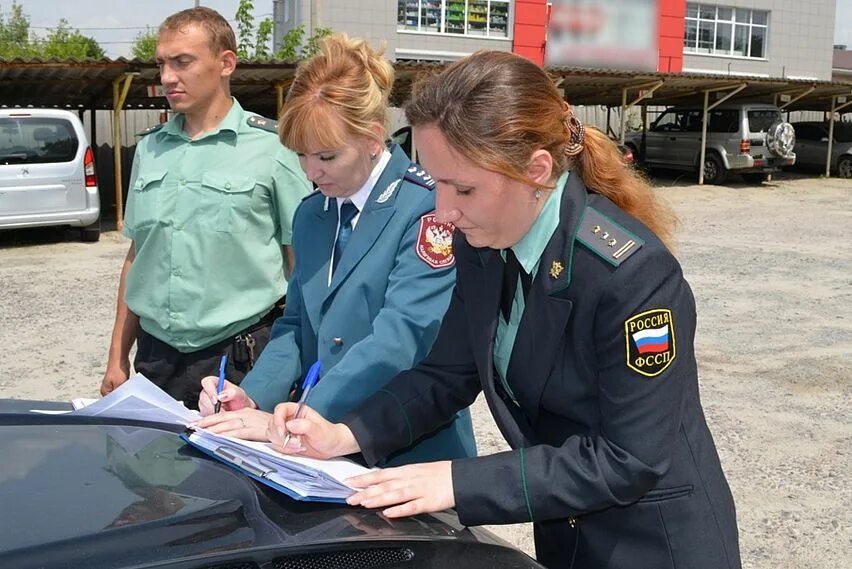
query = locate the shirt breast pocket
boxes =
[200,173,257,234]
[130,169,167,227]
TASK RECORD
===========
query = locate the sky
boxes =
[19,0,263,58]
[11,0,852,58]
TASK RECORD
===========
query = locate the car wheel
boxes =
[742,173,768,184]
[701,154,727,184]
[81,222,100,242]
[838,156,852,178]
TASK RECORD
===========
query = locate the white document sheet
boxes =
[69,373,200,425]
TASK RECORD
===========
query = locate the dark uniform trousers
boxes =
[343,172,742,569]
[135,306,280,410]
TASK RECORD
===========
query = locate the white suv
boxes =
[625,103,796,184]
[0,109,100,241]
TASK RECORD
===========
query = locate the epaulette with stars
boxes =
[246,115,278,134]
[136,123,164,137]
[576,206,644,267]
[404,164,436,189]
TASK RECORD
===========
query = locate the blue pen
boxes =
[282,360,322,448]
[213,354,228,414]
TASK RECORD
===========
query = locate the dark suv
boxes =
[626,103,796,184]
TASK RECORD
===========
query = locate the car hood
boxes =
[0,401,536,569]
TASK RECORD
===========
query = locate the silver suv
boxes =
[0,109,100,241]
[626,103,796,184]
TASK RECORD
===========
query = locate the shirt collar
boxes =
[336,149,392,213]
[161,97,243,140]
[510,170,570,275]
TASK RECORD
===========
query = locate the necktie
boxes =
[332,200,359,275]
[501,249,531,321]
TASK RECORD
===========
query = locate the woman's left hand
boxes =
[193,408,272,441]
[344,461,455,518]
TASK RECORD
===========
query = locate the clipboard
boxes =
[181,431,362,504]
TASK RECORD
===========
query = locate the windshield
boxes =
[747,110,782,133]
[0,117,79,165]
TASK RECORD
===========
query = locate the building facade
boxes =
[272,1,837,79]
[680,0,836,80]
[273,0,520,61]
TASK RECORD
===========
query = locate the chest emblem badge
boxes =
[549,260,564,279]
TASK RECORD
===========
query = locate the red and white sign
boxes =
[416,214,455,269]
[147,85,166,97]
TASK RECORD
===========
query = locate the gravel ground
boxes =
[0,171,849,567]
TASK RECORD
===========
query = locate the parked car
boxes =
[625,102,796,184]
[0,399,545,569]
[0,109,100,241]
[789,121,852,178]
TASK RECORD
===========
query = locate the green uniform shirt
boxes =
[122,99,310,353]
[494,171,569,400]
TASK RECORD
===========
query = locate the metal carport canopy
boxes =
[2,58,852,219]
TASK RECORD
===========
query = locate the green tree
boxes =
[274,24,304,60]
[0,1,38,58]
[273,25,332,60]
[301,26,332,58]
[131,27,158,60]
[40,19,105,59]
[235,0,255,59]
[254,17,273,60]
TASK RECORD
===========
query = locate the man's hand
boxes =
[100,359,130,396]
[198,376,256,416]
[345,462,456,518]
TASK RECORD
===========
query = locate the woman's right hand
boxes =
[198,376,256,416]
[268,402,361,460]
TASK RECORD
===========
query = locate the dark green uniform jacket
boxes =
[343,171,741,569]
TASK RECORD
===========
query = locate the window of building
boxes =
[684,3,768,58]
[397,1,511,38]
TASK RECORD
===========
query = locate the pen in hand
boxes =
[282,360,322,448]
[213,354,228,414]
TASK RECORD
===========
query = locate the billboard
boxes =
[545,0,659,71]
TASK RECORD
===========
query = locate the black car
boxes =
[0,399,543,569]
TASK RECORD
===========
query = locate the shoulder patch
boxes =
[404,164,436,189]
[247,115,278,134]
[136,123,164,137]
[624,308,676,377]
[576,206,644,267]
[416,213,455,269]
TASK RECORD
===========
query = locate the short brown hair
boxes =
[159,7,237,55]
[279,34,394,153]
[405,51,677,249]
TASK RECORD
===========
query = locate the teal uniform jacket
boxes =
[241,144,476,466]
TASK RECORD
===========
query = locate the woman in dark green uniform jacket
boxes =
[266,51,742,569]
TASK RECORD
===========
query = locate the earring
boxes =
[370,152,377,161]
[534,189,542,200]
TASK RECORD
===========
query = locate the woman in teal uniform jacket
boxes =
[195,35,475,465]
[265,52,741,569]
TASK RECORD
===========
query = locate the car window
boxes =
[652,111,681,132]
[793,124,824,141]
[683,111,703,132]
[0,118,79,165]
[834,124,852,143]
[708,110,738,133]
[746,110,782,133]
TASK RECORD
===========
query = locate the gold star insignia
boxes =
[550,260,564,279]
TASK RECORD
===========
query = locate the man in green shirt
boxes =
[100,7,310,408]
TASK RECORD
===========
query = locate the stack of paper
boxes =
[53,373,372,503]
[185,429,371,503]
